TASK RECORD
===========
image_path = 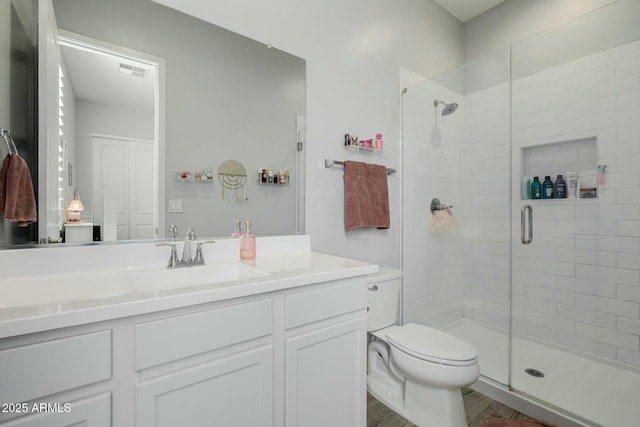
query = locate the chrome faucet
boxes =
[156,242,179,268]
[193,240,216,264]
[182,229,197,263]
[157,228,215,268]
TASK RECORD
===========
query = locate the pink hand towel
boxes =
[1,154,37,227]
[0,154,11,215]
[344,161,390,231]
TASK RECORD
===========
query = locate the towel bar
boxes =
[324,159,396,175]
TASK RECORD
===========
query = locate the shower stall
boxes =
[401,3,640,426]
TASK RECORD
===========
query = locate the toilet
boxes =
[367,267,480,427]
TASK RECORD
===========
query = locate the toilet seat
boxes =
[386,323,478,367]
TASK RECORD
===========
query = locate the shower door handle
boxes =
[521,205,533,244]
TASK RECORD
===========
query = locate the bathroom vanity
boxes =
[0,235,376,427]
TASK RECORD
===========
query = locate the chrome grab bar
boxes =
[521,205,533,244]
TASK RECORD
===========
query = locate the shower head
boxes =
[434,99,458,116]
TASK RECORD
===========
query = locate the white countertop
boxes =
[0,235,377,339]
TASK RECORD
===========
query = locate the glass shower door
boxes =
[401,46,512,389]
[509,3,640,425]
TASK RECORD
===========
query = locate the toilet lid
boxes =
[386,323,478,367]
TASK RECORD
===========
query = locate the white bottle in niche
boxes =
[521,176,531,200]
[566,172,578,199]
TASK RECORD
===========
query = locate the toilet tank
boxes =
[367,267,403,332]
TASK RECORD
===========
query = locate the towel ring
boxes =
[1,129,18,156]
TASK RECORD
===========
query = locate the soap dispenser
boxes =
[240,221,256,260]
[231,220,243,238]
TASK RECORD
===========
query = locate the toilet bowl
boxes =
[366,268,480,427]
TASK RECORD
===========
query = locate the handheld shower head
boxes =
[434,99,458,116]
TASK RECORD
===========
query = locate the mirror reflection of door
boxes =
[57,31,159,241]
[92,135,155,241]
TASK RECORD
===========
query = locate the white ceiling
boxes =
[60,44,155,111]
[433,0,507,22]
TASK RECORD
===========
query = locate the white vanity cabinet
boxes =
[135,298,275,427]
[0,394,111,427]
[0,273,369,427]
[283,279,368,427]
[0,331,112,427]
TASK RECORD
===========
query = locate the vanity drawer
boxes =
[284,279,367,330]
[0,330,112,404]
[136,299,272,370]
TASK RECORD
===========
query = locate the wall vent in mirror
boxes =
[118,62,148,78]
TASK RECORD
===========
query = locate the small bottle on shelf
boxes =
[521,176,531,200]
[531,176,542,199]
[375,133,383,151]
[542,176,554,199]
[553,174,567,198]
[240,221,256,259]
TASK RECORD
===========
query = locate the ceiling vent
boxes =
[118,62,148,78]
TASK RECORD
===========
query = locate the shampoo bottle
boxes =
[240,221,256,259]
[542,176,554,199]
[553,174,567,198]
[531,177,542,199]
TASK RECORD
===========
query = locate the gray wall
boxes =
[463,0,638,65]
[53,0,305,237]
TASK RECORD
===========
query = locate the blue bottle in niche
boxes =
[553,174,567,198]
[531,177,542,199]
[542,176,554,199]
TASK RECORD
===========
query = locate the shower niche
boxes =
[521,137,598,199]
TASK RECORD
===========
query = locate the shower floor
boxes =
[444,319,640,427]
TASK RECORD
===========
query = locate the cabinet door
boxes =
[137,345,273,427]
[0,393,110,427]
[285,317,367,427]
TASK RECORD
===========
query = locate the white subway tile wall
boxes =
[402,39,640,369]
[402,80,465,329]
[511,39,640,368]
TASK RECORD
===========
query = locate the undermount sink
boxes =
[126,262,271,294]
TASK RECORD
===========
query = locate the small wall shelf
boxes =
[342,133,384,152]
[173,170,214,182]
[344,144,382,153]
[258,168,289,185]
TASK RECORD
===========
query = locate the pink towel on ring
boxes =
[0,154,10,214]
[0,154,37,227]
[344,161,390,231]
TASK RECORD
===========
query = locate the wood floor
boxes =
[367,388,539,427]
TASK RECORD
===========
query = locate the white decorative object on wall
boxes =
[218,160,247,203]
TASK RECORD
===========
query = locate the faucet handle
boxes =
[186,229,197,240]
[168,224,179,240]
[193,240,216,264]
[156,242,179,268]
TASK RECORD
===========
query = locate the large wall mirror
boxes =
[0,0,305,247]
